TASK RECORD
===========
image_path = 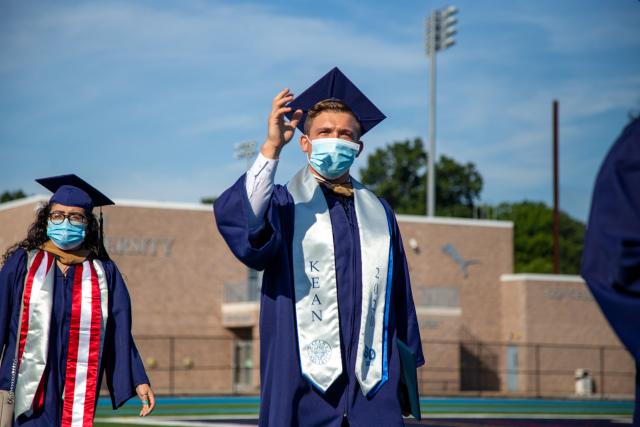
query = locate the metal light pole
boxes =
[426,6,458,217]
[234,140,260,296]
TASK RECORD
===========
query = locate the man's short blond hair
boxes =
[303,99,362,139]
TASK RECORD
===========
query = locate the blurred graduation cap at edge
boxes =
[285,67,386,136]
[36,173,114,252]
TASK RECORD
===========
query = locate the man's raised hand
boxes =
[262,88,303,159]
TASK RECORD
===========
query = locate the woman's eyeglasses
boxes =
[49,211,87,226]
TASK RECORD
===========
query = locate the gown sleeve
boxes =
[580,119,640,425]
[102,260,150,409]
[581,118,640,360]
[213,174,287,271]
[383,202,425,367]
[0,249,27,387]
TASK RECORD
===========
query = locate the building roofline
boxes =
[0,195,213,212]
[0,197,513,225]
[396,214,513,228]
[0,195,49,212]
[111,199,213,212]
[500,274,584,283]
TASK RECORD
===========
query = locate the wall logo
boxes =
[442,244,480,278]
[104,237,175,257]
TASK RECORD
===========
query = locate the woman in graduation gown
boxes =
[0,174,155,426]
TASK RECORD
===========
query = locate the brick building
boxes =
[0,196,634,397]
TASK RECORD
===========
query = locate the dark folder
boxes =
[397,339,421,420]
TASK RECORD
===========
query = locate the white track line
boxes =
[97,417,257,427]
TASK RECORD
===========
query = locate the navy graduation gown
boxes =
[214,175,424,427]
[0,249,149,426]
[581,118,640,424]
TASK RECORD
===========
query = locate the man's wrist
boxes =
[261,140,283,160]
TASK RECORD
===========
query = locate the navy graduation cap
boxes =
[285,67,386,136]
[36,174,115,211]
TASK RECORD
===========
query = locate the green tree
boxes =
[496,201,585,274]
[359,138,426,214]
[436,155,483,217]
[1,190,26,203]
[201,196,217,205]
[358,138,585,275]
[359,138,482,216]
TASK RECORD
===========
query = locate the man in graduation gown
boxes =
[582,117,640,425]
[214,68,424,426]
[0,174,155,426]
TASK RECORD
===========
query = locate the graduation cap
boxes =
[36,174,114,211]
[36,174,114,255]
[285,67,386,136]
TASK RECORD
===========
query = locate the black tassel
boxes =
[99,207,104,244]
[99,207,109,260]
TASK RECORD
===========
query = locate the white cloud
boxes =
[178,114,258,137]
[0,2,424,74]
[1,0,639,225]
[491,6,640,55]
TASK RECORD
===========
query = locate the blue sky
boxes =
[1,0,639,221]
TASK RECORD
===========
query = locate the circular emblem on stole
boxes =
[306,340,332,365]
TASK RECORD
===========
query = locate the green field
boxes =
[92,396,634,426]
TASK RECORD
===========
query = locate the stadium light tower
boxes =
[426,5,458,217]
[234,140,258,169]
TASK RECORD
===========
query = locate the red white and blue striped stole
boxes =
[60,259,107,427]
[15,250,108,426]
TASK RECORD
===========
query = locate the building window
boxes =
[247,268,262,301]
[418,287,460,308]
[232,327,254,390]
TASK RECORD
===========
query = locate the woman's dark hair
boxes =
[2,203,109,264]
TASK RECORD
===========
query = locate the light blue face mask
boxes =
[47,219,86,250]
[308,137,360,180]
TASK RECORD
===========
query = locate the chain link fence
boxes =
[131,336,635,398]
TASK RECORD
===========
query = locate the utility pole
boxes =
[426,6,458,217]
[552,101,560,274]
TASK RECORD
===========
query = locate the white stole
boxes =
[288,166,393,396]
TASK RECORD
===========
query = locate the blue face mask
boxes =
[47,219,86,250]
[308,138,360,180]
